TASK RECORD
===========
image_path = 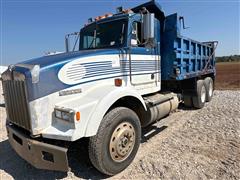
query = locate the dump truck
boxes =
[1,1,217,175]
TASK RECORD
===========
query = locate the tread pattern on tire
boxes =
[88,108,121,175]
[192,80,206,109]
[88,107,141,175]
[204,77,214,102]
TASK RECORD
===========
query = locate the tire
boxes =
[192,80,207,109]
[204,77,214,102]
[183,95,193,107]
[88,107,141,175]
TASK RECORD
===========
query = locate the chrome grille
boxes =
[2,70,31,131]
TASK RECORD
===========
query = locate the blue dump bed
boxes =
[161,14,216,81]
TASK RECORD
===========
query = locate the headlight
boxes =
[62,111,71,121]
[54,108,74,122]
[55,110,62,119]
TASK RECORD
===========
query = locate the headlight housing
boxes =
[54,108,74,122]
[55,110,62,119]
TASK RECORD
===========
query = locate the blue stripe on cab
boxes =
[24,49,159,101]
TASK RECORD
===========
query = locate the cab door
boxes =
[129,21,160,93]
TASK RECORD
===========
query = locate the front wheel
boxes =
[88,107,141,175]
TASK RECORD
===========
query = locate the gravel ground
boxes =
[0,90,240,180]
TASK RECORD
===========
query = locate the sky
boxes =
[0,0,239,65]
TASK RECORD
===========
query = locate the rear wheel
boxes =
[88,107,141,175]
[192,80,207,109]
[204,77,214,102]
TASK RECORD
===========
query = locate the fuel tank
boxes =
[142,93,179,127]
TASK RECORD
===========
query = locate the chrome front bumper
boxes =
[7,124,69,172]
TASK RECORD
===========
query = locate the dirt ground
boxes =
[0,90,240,180]
[215,62,240,90]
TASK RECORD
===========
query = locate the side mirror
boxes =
[65,32,80,52]
[143,13,155,48]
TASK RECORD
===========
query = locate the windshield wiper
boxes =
[120,24,125,44]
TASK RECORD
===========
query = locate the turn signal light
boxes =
[76,112,80,121]
[114,78,122,87]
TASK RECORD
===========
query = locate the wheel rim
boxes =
[209,81,213,97]
[109,122,135,162]
[201,86,206,103]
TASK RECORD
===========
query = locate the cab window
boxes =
[131,21,144,47]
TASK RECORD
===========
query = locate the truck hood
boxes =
[21,49,118,69]
[13,49,121,101]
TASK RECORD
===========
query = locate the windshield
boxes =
[79,19,127,50]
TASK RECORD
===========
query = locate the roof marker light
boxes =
[88,18,93,23]
[116,6,123,13]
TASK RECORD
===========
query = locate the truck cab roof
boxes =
[83,1,165,29]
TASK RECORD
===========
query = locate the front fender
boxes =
[84,85,147,137]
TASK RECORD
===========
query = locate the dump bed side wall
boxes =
[161,13,216,81]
